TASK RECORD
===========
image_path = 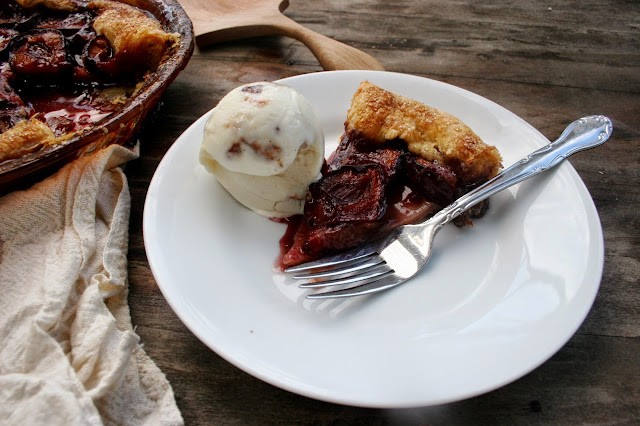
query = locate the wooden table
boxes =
[125,1,639,423]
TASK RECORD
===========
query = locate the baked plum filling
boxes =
[0,1,177,162]
[277,81,503,268]
[0,5,129,136]
[279,129,490,267]
[305,164,387,227]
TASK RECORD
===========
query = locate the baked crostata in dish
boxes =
[279,81,503,267]
[0,0,179,163]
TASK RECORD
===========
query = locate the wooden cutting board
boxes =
[178,0,384,71]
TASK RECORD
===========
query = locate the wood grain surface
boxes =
[125,0,639,423]
[178,0,385,70]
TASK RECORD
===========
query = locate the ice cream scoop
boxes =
[200,82,324,217]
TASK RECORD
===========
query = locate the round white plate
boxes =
[143,71,603,408]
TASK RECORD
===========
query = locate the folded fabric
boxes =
[0,145,183,425]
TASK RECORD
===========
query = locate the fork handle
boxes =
[430,115,613,226]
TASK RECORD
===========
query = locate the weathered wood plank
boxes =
[125,0,639,423]
[286,0,640,91]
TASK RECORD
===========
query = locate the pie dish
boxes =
[143,71,604,407]
[280,81,503,267]
[0,0,194,193]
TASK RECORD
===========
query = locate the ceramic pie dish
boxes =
[0,0,194,194]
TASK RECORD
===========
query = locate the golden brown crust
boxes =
[346,81,502,184]
[89,0,178,72]
[0,119,57,162]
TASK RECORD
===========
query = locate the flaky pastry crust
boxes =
[90,0,179,71]
[346,81,502,184]
[0,119,56,162]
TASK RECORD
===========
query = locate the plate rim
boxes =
[143,70,604,408]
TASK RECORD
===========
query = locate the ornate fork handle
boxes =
[428,115,613,230]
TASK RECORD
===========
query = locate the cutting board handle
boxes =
[269,12,384,71]
[179,0,384,71]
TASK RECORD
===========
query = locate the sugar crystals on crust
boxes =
[346,81,502,184]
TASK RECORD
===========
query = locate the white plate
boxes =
[143,71,603,408]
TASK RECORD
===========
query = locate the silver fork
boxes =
[285,115,613,299]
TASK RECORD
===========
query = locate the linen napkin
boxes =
[0,144,183,425]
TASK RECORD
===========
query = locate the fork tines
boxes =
[284,245,398,297]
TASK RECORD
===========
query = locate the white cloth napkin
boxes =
[0,145,183,425]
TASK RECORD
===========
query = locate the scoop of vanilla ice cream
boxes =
[200,82,324,218]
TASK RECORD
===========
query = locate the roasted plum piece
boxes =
[6,11,109,85]
[9,29,73,79]
[39,11,95,55]
[281,216,385,267]
[305,165,387,227]
[328,130,407,181]
[37,11,92,33]
[0,3,32,28]
[304,222,384,257]
[82,34,117,77]
[405,155,458,206]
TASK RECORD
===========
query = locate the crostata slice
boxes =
[279,81,503,267]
